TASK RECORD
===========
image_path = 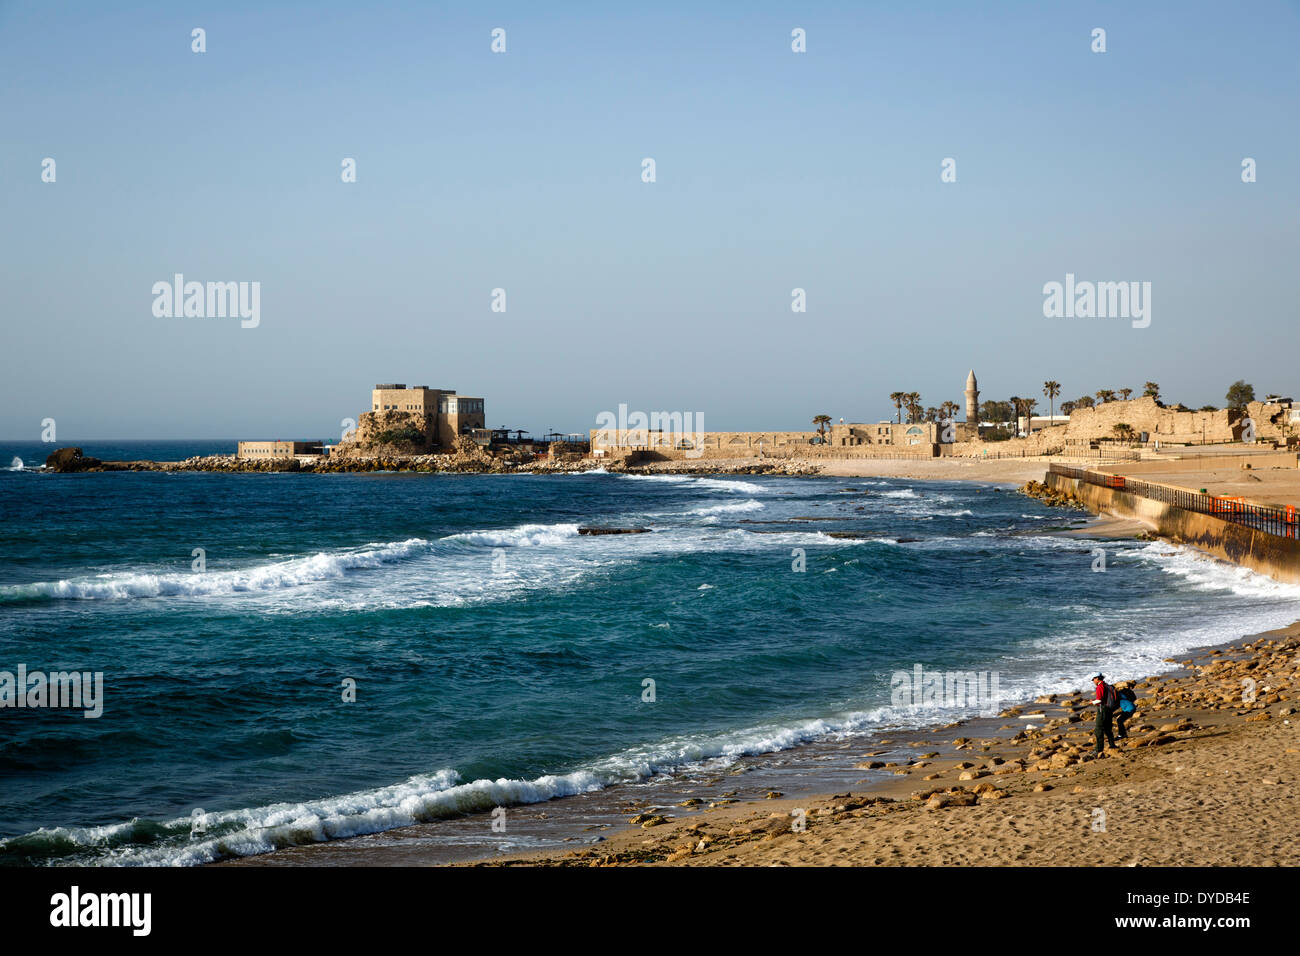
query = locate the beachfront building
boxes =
[1026,414,1071,432]
[236,441,323,460]
[369,384,486,446]
[826,421,943,447]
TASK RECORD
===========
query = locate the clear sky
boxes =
[2,1,1297,439]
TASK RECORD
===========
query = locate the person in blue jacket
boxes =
[1115,681,1138,739]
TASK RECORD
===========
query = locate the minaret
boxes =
[964,370,979,424]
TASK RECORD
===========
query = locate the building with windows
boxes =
[355,383,486,448]
[236,440,323,460]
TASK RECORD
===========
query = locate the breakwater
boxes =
[1045,466,1300,585]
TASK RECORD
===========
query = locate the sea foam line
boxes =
[0,539,429,603]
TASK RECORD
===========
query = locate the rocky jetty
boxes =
[1019,478,1088,509]
[610,459,822,478]
[33,446,825,479]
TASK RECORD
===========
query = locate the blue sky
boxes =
[2,1,1297,439]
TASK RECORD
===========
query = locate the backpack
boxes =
[1102,682,1119,710]
[1118,687,1136,712]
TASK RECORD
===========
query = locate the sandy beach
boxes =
[619,455,1055,484]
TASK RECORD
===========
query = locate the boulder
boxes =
[44,447,103,472]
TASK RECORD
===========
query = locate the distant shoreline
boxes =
[30,445,1056,484]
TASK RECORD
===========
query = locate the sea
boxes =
[3,439,1300,866]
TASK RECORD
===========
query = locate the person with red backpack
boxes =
[1090,674,1119,755]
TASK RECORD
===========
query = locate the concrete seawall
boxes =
[1046,472,1300,585]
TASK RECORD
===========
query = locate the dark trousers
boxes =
[1115,709,1131,738]
[1094,706,1115,752]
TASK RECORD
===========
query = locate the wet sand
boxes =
[625,456,1054,485]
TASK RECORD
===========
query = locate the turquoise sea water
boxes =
[3,445,1300,865]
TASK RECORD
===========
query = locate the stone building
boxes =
[369,384,485,446]
[237,440,323,460]
[325,383,487,455]
[826,422,942,447]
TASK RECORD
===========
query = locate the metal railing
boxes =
[973,448,1065,459]
[1048,464,1300,539]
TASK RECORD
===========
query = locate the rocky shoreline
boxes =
[37,446,825,478]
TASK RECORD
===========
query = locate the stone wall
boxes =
[945,426,1067,458]
[594,441,939,462]
[1062,397,1233,444]
[1046,472,1300,584]
[590,422,959,457]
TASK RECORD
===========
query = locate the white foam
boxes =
[1,517,869,612]
[10,694,988,865]
[616,473,765,494]
[1,539,429,602]
[1135,541,1300,600]
[688,499,764,516]
[14,767,613,867]
[443,523,580,548]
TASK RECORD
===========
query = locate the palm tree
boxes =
[812,414,831,442]
[1119,387,1133,402]
[1096,389,1116,404]
[890,392,905,424]
[940,400,960,423]
[1023,399,1039,434]
[1076,394,1095,409]
[1009,397,1024,435]
[1143,381,1160,400]
[1061,400,1077,416]
[905,392,922,423]
[1043,381,1061,423]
